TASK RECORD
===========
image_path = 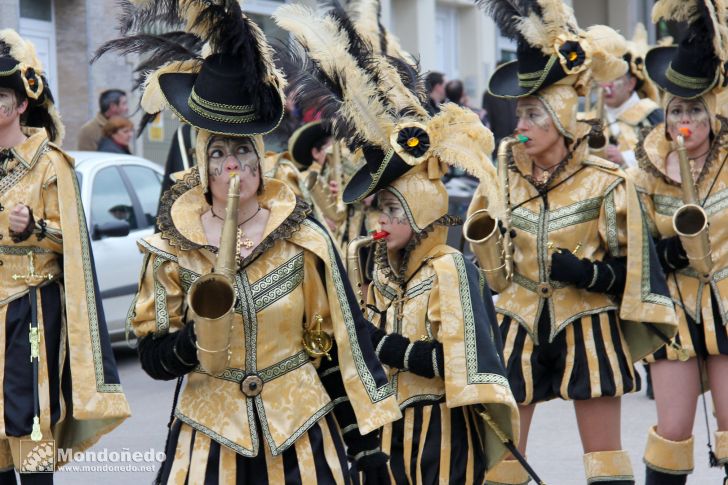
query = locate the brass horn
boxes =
[188,174,240,376]
[673,132,713,280]
[463,137,519,293]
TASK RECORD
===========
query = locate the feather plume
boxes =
[584,25,628,82]
[475,0,529,40]
[0,29,42,71]
[97,0,285,123]
[517,0,579,53]
[428,104,503,218]
[274,3,396,148]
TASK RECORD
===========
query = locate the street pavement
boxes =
[52,348,721,484]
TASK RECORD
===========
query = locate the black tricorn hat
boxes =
[645,42,721,99]
[646,1,728,99]
[488,40,581,99]
[158,53,284,137]
[343,145,411,203]
[288,120,331,168]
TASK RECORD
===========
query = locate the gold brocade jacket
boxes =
[129,172,400,457]
[367,227,518,468]
[469,141,676,359]
[633,120,728,333]
[0,128,129,453]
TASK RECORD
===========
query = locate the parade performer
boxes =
[274,2,520,483]
[0,29,130,483]
[599,23,664,168]
[467,1,677,484]
[102,1,401,483]
[287,120,347,234]
[633,1,728,483]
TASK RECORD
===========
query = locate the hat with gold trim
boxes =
[96,0,285,137]
[0,29,63,143]
[645,0,728,99]
[478,0,628,99]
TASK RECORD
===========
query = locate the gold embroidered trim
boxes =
[190,88,256,113]
[666,64,712,90]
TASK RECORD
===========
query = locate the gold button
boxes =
[240,374,263,397]
[699,272,713,283]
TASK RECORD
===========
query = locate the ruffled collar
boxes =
[508,131,589,191]
[374,217,458,287]
[157,167,311,266]
[635,116,728,188]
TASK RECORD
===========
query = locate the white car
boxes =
[71,151,163,343]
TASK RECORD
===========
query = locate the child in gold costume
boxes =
[274,3,520,484]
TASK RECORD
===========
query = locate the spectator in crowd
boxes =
[446,79,489,126]
[77,89,128,150]
[482,59,518,149]
[425,71,446,115]
[97,116,133,154]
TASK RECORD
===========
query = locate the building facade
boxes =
[0,0,656,163]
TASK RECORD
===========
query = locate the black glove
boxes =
[550,250,626,296]
[138,323,198,380]
[656,236,689,273]
[549,249,593,288]
[370,325,445,378]
[353,451,391,485]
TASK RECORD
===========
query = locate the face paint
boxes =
[377,193,408,225]
[515,103,553,131]
[0,89,18,119]
[206,136,259,181]
[666,99,710,129]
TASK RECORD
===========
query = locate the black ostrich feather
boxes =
[474,0,532,40]
[273,39,359,142]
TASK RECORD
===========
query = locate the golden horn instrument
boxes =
[188,174,240,376]
[346,231,389,312]
[305,143,347,224]
[672,131,713,280]
[463,137,520,293]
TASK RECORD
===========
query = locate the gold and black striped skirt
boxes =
[499,310,640,405]
[379,402,486,485]
[157,414,350,484]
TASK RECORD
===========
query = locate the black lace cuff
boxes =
[137,324,198,381]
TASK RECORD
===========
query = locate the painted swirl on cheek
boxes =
[0,97,15,118]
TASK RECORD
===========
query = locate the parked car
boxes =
[70,151,163,344]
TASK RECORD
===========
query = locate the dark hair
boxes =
[99,89,126,113]
[425,72,445,93]
[445,80,464,104]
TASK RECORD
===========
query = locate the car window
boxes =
[122,165,162,229]
[91,167,137,231]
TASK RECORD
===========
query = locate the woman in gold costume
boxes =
[469,1,677,484]
[102,2,401,483]
[274,3,520,484]
[633,1,728,483]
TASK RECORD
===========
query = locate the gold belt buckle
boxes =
[537,282,553,298]
[240,374,264,397]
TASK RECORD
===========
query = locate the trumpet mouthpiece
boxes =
[678,127,692,138]
[372,230,389,240]
[516,134,529,143]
